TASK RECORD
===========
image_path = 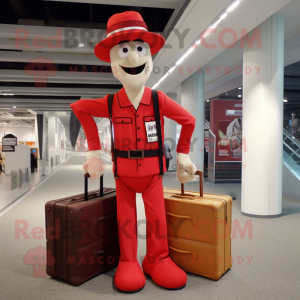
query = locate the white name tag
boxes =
[145,121,158,143]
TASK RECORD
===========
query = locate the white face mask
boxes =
[110,41,153,90]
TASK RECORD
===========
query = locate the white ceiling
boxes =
[0,0,184,127]
[148,0,294,93]
[203,0,300,100]
[1,0,300,128]
[47,0,180,9]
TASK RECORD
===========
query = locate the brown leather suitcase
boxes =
[45,174,120,286]
[163,171,232,280]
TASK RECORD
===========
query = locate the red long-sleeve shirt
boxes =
[70,87,195,177]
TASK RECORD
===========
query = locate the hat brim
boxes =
[94,30,165,63]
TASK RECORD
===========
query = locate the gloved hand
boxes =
[177,153,196,184]
[83,150,105,182]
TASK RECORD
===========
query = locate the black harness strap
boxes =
[152,90,164,178]
[108,94,118,179]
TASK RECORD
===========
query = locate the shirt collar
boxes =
[117,87,152,108]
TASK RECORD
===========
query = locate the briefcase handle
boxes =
[84,173,104,201]
[180,170,203,197]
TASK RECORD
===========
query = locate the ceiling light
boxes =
[13,106,16,108]
[238,87,242,89]
[226,93,228,95]
[152,83,159,89]
[151,0,245,89]
[211,19,222,28]
[186,47,194,55]
[206,100,210,102]
[176,56,185,66]
[220,13,228,20]
[283,99,288,102]
[168,66,176,74]
[79,43,84,47]
[238,95,242,97]
[159,74,168,84]
[203,31,211,38]
[3,93,14,96]
[227,1,240,13]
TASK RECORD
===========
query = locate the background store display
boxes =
[2,134,17,152]
[209,100,243,182]
[5,145,30,174]
[19,141,35,147]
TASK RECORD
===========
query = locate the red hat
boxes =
[94,11,165,62]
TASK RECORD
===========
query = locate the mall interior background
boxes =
[0,0,299,299]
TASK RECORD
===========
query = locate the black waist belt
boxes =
[115,149,163,159]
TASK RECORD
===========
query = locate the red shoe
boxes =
[142,256,187,290]
[114,261,146,293]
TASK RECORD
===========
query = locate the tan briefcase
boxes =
[164,171,232,280]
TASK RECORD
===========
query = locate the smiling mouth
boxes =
[120,63,146,75]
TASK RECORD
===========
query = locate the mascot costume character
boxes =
[71,11,197,293]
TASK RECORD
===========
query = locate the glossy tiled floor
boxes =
[0,153,299,300]
[0,152,73,213]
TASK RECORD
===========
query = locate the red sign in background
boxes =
[210,100,243,162]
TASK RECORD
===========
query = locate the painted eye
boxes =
[42,257,45,260]
[34,257,38,260]
[118,44,131,58]
[134,43,146,57]
[90,164,93,167]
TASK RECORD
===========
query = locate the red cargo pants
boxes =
[115,175,169,263]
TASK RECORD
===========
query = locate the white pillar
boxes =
[64,124,70,151]
[57,119,61,163]
[42,112,46,176]
[45,113,48,161]
[242,16,284,216]
[61,125,65,160]
[60,122,64,160]
[181,71,205,171]
[165,93,178,171]
[48,111,56,167]
[55,116,58,150]
[34,114,39,158]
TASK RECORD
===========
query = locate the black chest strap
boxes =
[152,89,164,178]
[108,94,118,179]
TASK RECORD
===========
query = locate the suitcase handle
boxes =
[84,173,104,201]
[180,170,203,197]
[171,194,196,200]
[166,212,197,227]
[169,246,198,261]
[92,212,116,227]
